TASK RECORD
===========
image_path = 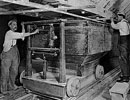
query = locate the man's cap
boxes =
[8,19,17,26]
[117,11,125,17]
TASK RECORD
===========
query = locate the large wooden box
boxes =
[109,82,129,100]
[26,20,112,65]
[29,20,112,54]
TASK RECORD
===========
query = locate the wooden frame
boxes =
[22,19,113,99]
[25,20,66,83]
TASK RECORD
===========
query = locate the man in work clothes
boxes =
[0,19,39,94]
[111,12,130,82]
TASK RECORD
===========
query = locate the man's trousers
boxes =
[0,45,20,93]
[119,35,130,77]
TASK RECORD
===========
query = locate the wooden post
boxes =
[26,25,32,76]
[59,22,66,83]
[42,54,47,79]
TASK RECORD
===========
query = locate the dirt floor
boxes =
[0,87,27,100]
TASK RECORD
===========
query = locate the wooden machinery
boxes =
[22,19,120,100]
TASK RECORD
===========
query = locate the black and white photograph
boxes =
[0,0,130,100]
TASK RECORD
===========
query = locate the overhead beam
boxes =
[0,7,108,24]
[0,0,98,17]
[0,0,51,8]
[0,0,97,16]
[57,0,95,7]
[0,5,97,15]
[0,0,111,22]
[0,9,48,15]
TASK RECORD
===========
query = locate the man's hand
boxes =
[33,29,39,34]
[110,17,114,22]
[21,22,24,26]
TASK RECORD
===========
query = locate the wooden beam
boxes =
[0,9,48,15]
[57,0,95,7]
[59,22,66,83]
[0,0,112,22]
[0,4,96,15]
[0,0,51,8]
[26,25,32,76]
[0,8,108,24]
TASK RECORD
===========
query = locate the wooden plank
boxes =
[59,22,66,83]
[33,93,61,100]
[87,24,111,55]
[23,77,66,98]
[0,0,50,8]
[0,7,107,24]
[26,25,32,76]
[15,93,34,100]
[65,21,111,55]
[88,27,104,54]
[29,47,60,52]
[42,59,47,79]
[109,82,130,100]
[65,29,88,55]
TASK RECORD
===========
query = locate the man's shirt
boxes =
[111,19,130,36]
[3,30,24,52]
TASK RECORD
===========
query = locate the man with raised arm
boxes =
[0,19,39,94]
[111,12,130,82]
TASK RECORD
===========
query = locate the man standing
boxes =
[0,19,39,94]
[111,12,130,82]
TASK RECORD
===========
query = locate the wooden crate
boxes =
[109,82,130,100]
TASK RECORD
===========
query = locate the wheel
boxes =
[20,70,26,84]
[20,69,36,84]
[66,77,81,97]
[95,65,104,80]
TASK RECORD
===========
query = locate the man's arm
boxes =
[111,17,120,30]
[22,29,39,37]
[11,29,39,40]
[21,22,39,39]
